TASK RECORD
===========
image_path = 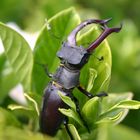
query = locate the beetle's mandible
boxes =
[39,18,122,140]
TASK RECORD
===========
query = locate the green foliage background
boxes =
[0,0,140,139]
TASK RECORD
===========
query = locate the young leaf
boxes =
[58,91,76,111]
[86,68,97,92]
[101,92,133,113]
[8,93,41,121]
[99,92,136,124]
[82,97,100,126]
[0,23,33,98]
[24,93,40,116]
[116,100,140,109]
[8,104,31,111]
[59,108,83,127]
[74,27,112,105]
[78,27,112,94]
[33,7,81,94]
[96,111,124,124]
[68,124,81,140]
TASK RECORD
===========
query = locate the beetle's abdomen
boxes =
[40,83,68,136]
[54,66,80,89]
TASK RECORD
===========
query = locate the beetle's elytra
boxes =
[39,18,122,140]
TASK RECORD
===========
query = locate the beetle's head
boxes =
[57,18,122,70]
[57,42,90,69]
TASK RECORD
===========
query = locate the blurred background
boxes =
[0,0,140,132]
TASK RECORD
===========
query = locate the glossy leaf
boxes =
[78,27,112,93]
[58,91,76,111]
[8,104,31,111]
[97,111,125,124]
[59,108,83,127]
[0,23,33,100]
[24,93,40,116]
[68,124,81,140]
[74,27,112,105]
[33,7,81,94]
[99,92,135,124]
[8,93,41,128]
[8,92,40,117]
[116,100,140,109]
[86,68,97,92]
[101,92,133,113]
[82,97,100,126]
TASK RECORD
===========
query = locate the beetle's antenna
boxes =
[86,22,122,53]
[67,18,112,47]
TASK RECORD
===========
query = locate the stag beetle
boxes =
[39,18,122,139]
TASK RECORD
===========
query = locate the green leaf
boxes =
[26,92,42,108]
[78,27,112,93]
[0,53,18,101]
[68,124,81,140]
[24,93,40,116]
[96,111,124,124]
[101,92,133,113]
[58,91,76,111]
[0,54,9,100]
[0,126,57,140]
[97,124,140,140]
[33,7,81,94]
[59,108,83,127]
[8,93,41,123]
[0,54,5,70]
[82,97,100,126]
[0,23,33,100]
[8,104,31,111]
[74,27,112,106]
[8,93,40,116]
[86,68,97,92]
[99,92,134,124]
[0,107,21,127]
[116,100,140,109]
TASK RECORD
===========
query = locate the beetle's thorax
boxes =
[53,65,80,89]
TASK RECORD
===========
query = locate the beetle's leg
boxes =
[63,117,74,140]
[71,95,90,133]
[36,62,53,78]
[78,85,108,99]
